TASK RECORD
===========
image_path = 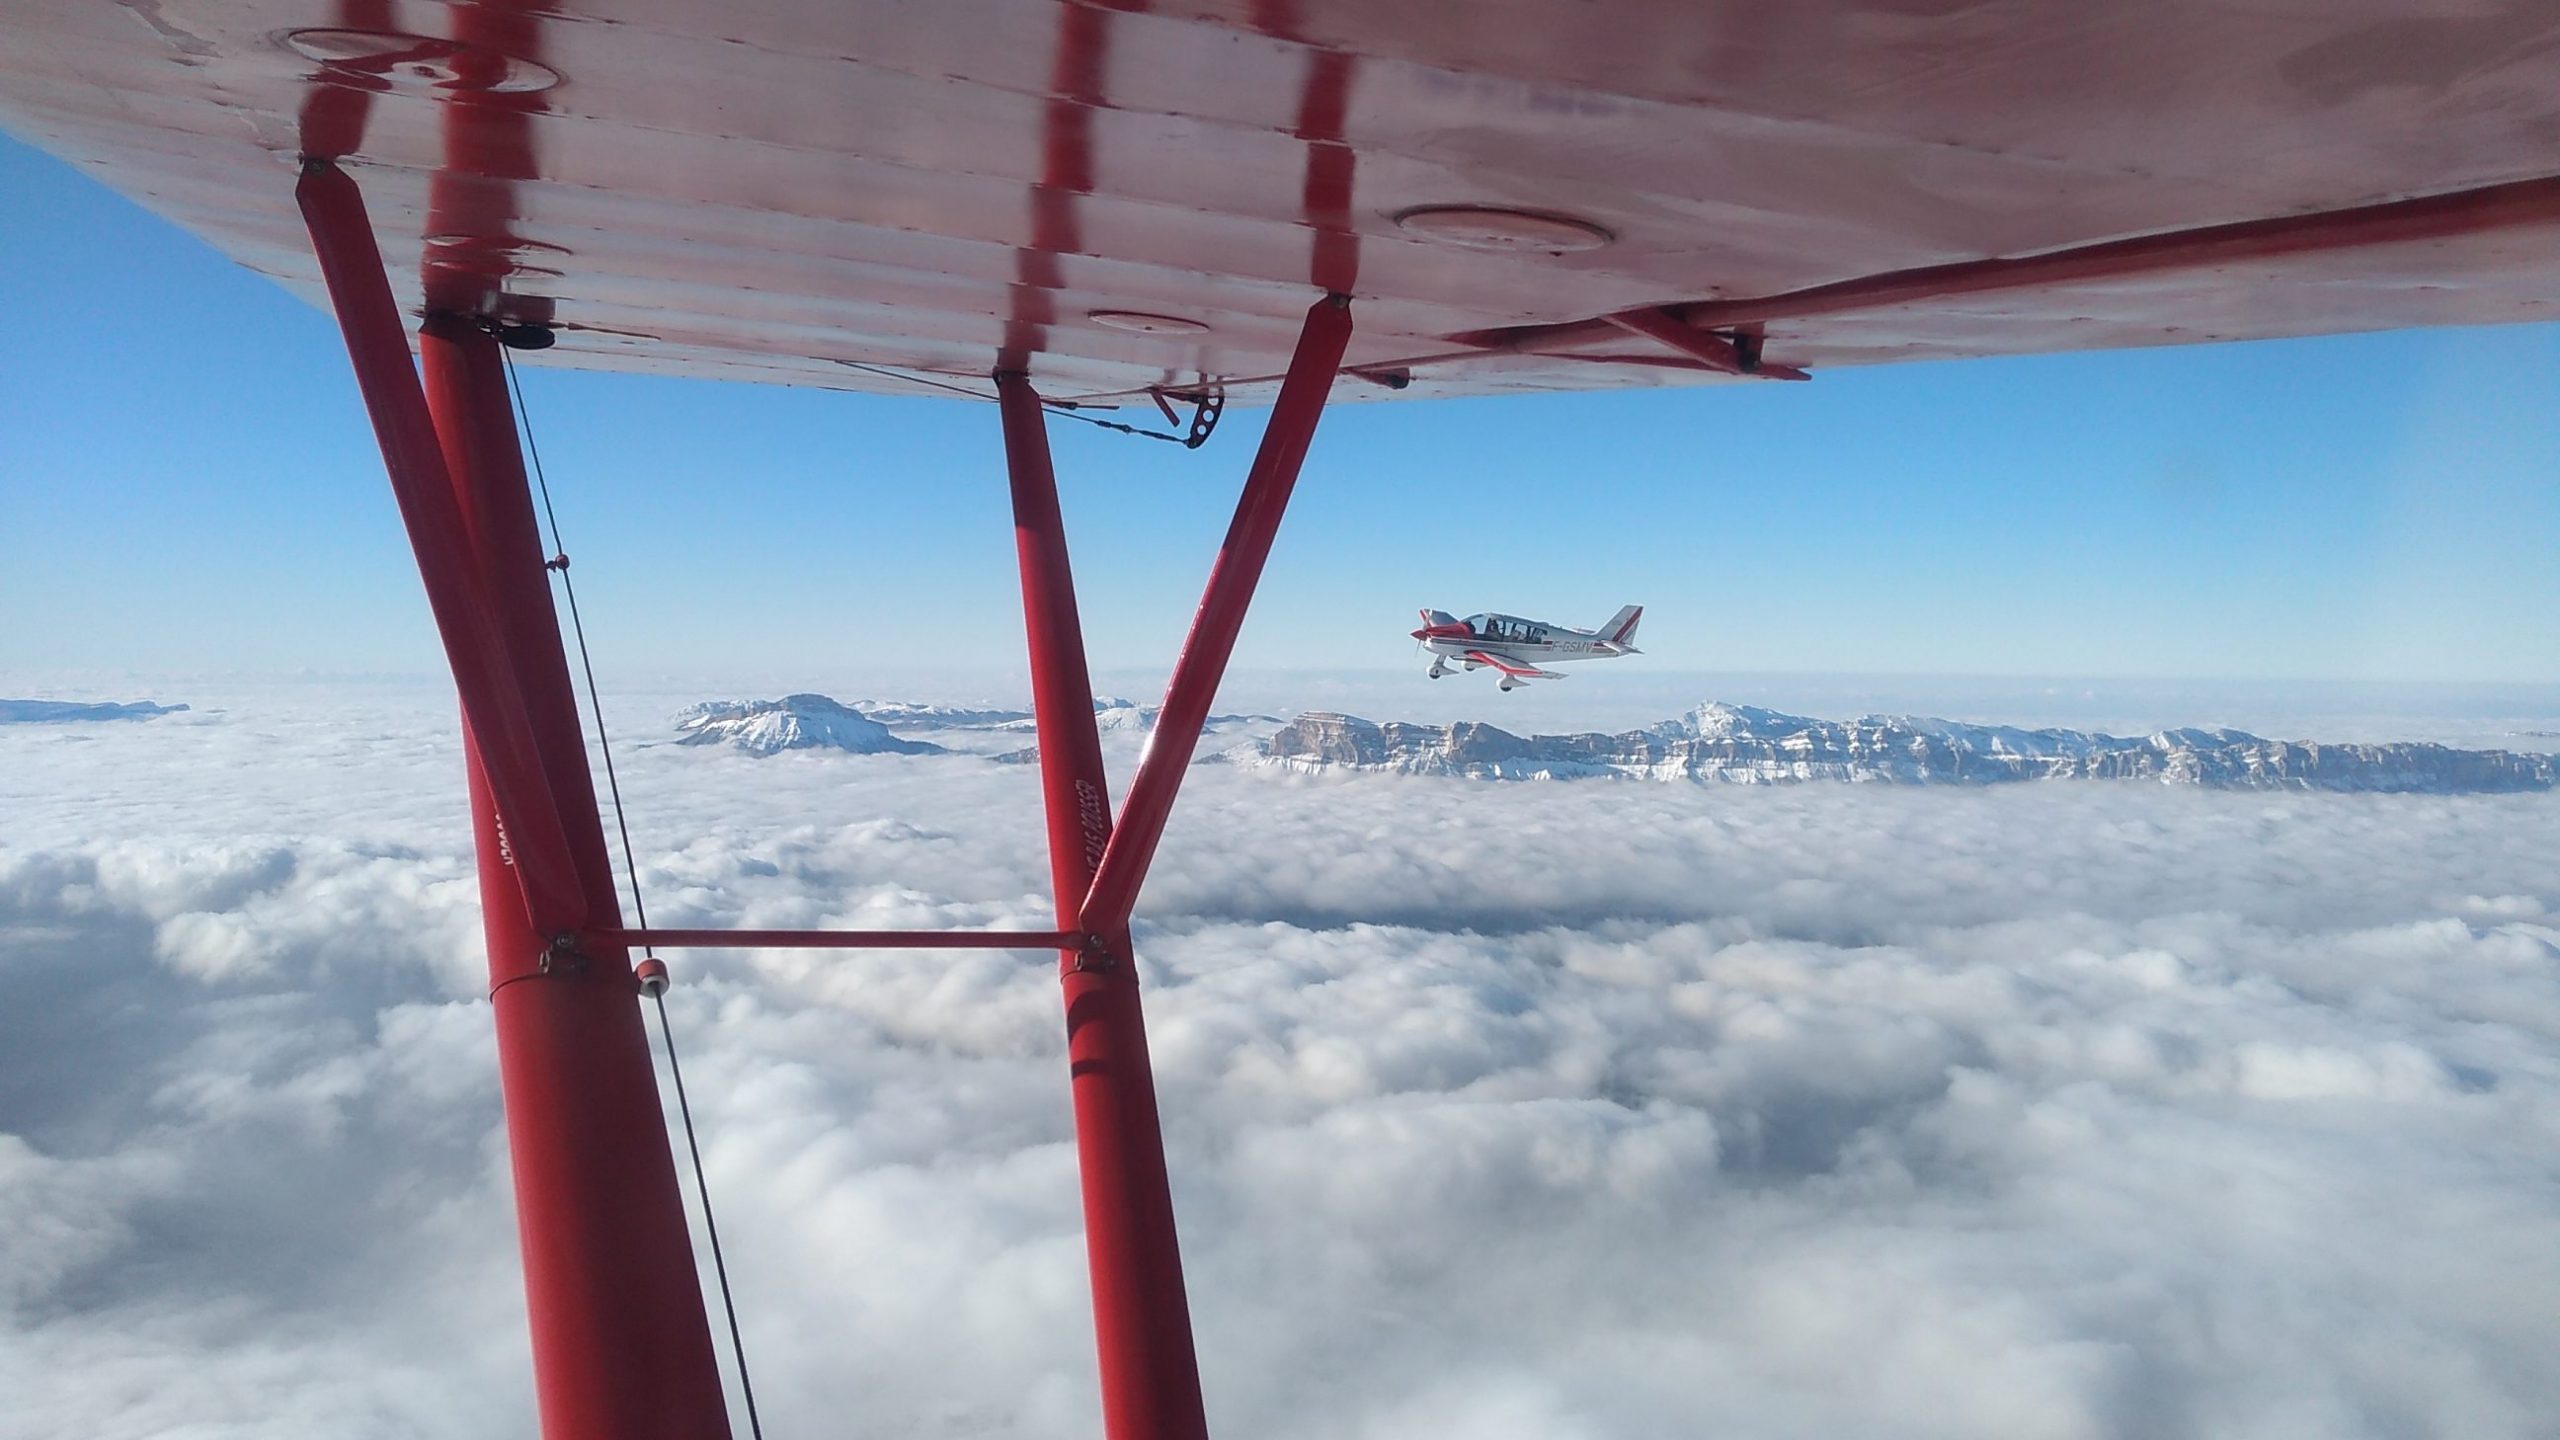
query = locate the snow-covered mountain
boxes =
[1242,702,2559,793]
[987,696,1279,735]
[673,694,943,756]
[852,700,1033,730]
[1,698,187,723]
[678,693,1285,758]
[1093,698,1160,733]
[981,698,1286,763]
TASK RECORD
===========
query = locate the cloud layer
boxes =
[5,685,2559,1439]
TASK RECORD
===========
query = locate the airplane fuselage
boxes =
[1411,606,1644,689]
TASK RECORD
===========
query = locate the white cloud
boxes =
[4,684,2559,1438]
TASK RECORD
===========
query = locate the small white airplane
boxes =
[1411,605,1644,690]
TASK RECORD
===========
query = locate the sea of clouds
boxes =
[5,680,2560,1440]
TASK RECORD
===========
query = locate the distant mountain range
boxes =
[668,694,2556,792]
[849,700,1035,730]
[1237,702,2558,793]
[675,694,1277,756]
[854,696,1275,736]
[1,698,187,724]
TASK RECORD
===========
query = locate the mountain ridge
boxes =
[1240,702,2558,793]
[1,698,188,724]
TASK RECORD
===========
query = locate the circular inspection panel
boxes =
[281,29,562,94]
[1392,205,1615,253]
[1087,310,1212,335]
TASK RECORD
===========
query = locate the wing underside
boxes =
[1466,651,1567,681]
[3,3,2557,404]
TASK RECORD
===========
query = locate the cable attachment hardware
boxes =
[634,956,670,997]
[543,552,570,572]
[842,360,1225,448]
[1044,385,1226,448]
[1175,386,1224,449]
[1729,328,1765,375]
[1143,385,1226,448]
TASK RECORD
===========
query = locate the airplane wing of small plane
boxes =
[7,5,2559,403]
[1466,651,1568,681]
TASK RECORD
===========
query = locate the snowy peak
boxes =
[851,700,1032,730]
[678,692,1284,761]
[1093,698,1159,733]
[674,694,943,756]
[847,696,1170,734]
[1256,704,2558,793]
[1657,701,1810,741]
[986,697,1279,735]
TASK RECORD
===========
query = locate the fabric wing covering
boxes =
[2,1,2555,404]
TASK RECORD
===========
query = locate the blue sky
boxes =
[3,132,2555,687]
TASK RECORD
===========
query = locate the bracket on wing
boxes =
[1146,385,1226,449]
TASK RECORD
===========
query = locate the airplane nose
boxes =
[1409,628,1428,640]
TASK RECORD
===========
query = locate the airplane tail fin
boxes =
[1600,604,1643,650]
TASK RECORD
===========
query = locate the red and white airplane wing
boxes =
[4,4,2558,404]
[1465,650,1568,681]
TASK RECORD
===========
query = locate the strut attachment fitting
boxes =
[539,931,592,976]
[454,312,557,351]
[1069,931,1120,975]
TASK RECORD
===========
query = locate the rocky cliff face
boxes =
[1251,702,2558,793]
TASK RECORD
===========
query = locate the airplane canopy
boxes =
[4,2,2557,404]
